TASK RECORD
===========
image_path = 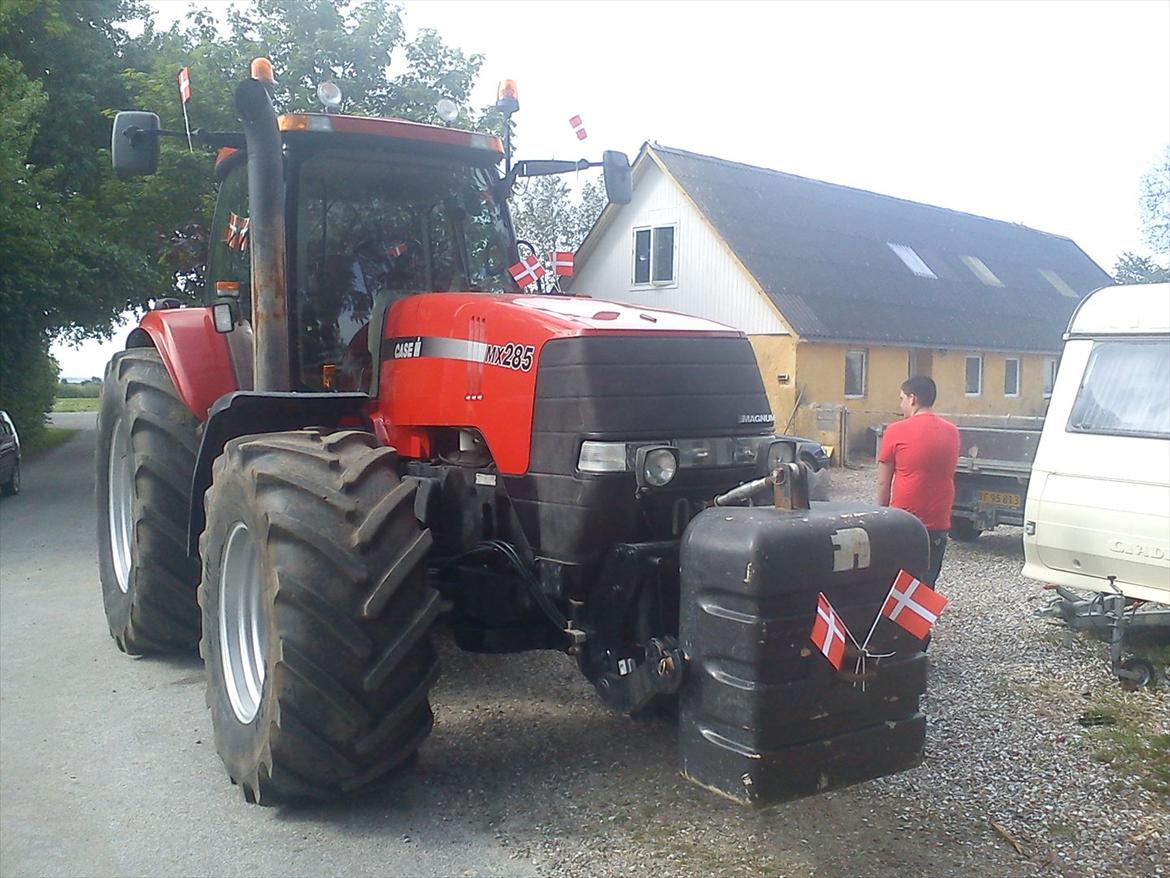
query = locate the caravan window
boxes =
[1068,340,1170,439]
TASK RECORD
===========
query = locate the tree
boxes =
[1113,252,1170,285]
[1114,147,1170,285]
[513,178,608,259]
[1138,145,1169,256]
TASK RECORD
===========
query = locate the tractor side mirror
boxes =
[111,111,161,176]
[602,151,632,205]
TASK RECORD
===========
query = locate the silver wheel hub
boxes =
[219,522,268,724]
[107,416,134,594]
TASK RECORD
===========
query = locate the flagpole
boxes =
[181,97,193,153]
[860,578,898,652]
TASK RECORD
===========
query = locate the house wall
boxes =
[571,160,789,335]
[777,341,1056,458]
[747,335,798,429]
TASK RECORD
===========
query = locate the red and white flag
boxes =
[569,114,587,141]
[810,593,852,671]
[178,67,192,104]
[386,241,408,258]
[549,251,574,277]
[508,254,546,288]
[223,212,249,252]
[881,570,948,641]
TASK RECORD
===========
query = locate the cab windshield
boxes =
[294,150,514,390]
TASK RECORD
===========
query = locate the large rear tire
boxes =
[96,349,202,653]
[199,429,440,803]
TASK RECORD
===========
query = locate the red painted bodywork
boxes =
[136,308,238,420]
[373,294,741,474]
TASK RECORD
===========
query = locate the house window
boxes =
[961,255,1004,287]
[965,355,983,396]
[633,225,675,285]
[845,350,867,398]
[1043,357,1058,398]
[1039,268,1078,298]
[1004,358,1020,397]
[887,242,937,279]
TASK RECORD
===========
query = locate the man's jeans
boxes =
[925,529,948,586]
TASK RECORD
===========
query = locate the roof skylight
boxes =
[887,242,937,279]
[1039,269,1078,298]
[961,255,1004,287]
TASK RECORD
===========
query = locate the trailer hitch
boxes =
[591,636,685,714]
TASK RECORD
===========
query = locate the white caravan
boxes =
[1022,282,1170,605]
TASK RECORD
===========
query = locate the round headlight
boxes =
[642,448,678,487]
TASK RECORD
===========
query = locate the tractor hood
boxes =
[372,293,758,474]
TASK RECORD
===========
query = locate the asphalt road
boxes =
[0,414,530,878]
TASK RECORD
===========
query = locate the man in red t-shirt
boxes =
[877,376,960,586]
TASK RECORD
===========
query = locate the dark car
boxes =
[789,435,831,471]
[0,410,21,496]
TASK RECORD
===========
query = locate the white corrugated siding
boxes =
[573,161,788,335]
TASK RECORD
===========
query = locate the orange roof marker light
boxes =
[250,57,275,84]
[496,79,519,114]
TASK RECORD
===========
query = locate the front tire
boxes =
[1,460,19,496]
[96,349,202,653]
[199,429,440,803]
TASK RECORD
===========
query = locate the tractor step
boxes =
[678,502,930,805]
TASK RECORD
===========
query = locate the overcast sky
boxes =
[53,0,1169,377]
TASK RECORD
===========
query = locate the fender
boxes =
[128,308,238,420]
[187,391,371,555]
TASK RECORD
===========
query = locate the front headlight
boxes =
[636,446,679,488]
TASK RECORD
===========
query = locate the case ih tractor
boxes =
[98,59,932,805]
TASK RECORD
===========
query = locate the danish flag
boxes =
[508,254,545,288]
[178,67,192,104]
[569,114,587,141]
[223,212,249,252]
[881,570,948,641]
[386,241,408,258]
[549,250,574,277]
[810,593,852,671]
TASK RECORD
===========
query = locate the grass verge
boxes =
[22,426,76,457]
[52,397,100,413]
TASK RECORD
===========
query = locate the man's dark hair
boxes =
[902,375,937,407]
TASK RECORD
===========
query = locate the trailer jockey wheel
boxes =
[199,428,441,803]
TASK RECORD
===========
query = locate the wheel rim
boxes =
[107,417,134,593]
[219,522,268,724]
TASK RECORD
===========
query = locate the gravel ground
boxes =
[416,464,1168,878]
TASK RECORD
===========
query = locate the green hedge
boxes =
[55,381,102,398]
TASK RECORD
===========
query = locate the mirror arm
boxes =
[121,126,244,150]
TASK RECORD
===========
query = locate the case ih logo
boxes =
[392,337,423,359]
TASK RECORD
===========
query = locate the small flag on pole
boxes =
[810,593,852,671]
[881,570,948,641]
[549,251,574,277]
[223,213,249,252]
[386,241,408,258]
[568,114,587,141]
[508,254,546,288]
[178,67,192,104]
[178,66,194,152]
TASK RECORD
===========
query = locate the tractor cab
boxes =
[208,114,515,392]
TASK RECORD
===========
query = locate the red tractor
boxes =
[99,60,932,805]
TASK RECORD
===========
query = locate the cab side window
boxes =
[206,165,252,321]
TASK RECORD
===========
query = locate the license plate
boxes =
[979,489,1021,508]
